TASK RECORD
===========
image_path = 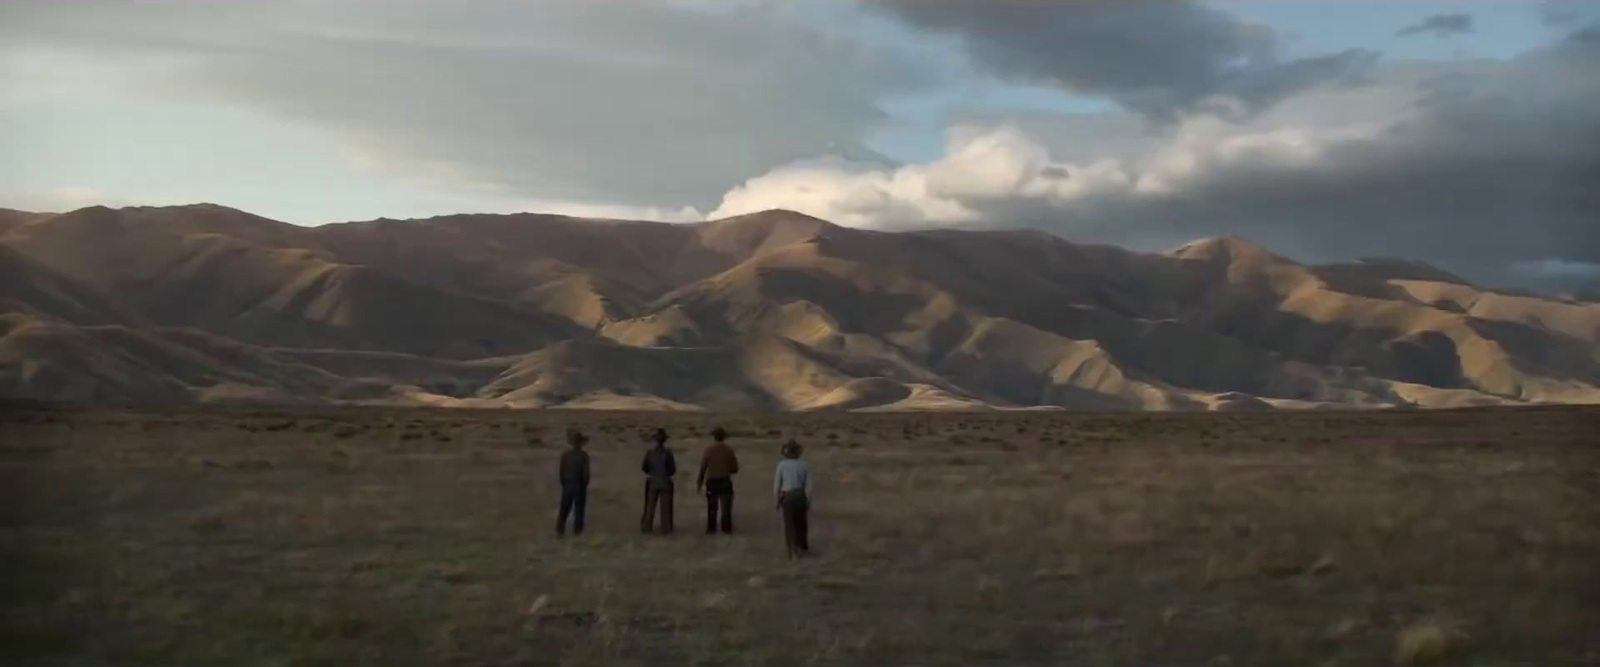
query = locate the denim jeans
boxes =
[557,484,587,536]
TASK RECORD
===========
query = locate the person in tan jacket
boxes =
[696,426,740,534]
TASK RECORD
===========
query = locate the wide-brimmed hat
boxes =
[710,426,728,441]
[781,439,802,457]
[650,427,669,443]
[565,428,588,445]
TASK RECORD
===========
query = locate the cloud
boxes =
[522,200,706,224]
[0,186,158,212]
[4,1,1595,292]
[871,0,1379,123]
[1509,259,1600,296]
[1541,1,1594,28]
[1512,259,1600,279]
[711,118,1387,238]
[711,27,1600,289]
[42,187,109,209]
[1398,13,1475,38]
[0,0,931,210]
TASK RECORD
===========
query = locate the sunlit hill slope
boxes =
[4,204,1598,410]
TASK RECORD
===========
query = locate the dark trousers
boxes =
[704,477,734,534]
[779,490,810,557]
[641,483,674,534]
[556,484,587,536]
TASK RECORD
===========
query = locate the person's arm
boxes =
[773,463,782,506]
[696,451,708,490]
[579,452,590,486]
[803,462,814,501]
[729,448,739,475]
[666,451,677,477]
[641,452,651,475]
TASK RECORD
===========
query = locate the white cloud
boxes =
[527,200,707,224]
[709,116,1386,230]
[1132,115,1389,194]
[712,127,1107,227]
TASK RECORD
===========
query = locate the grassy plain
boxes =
[3,404,1597,666]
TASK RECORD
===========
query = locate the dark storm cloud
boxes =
[723,28,1600,290]
[871,0,1379,123]
[987,27,1600,289]
[1397,13,1475,38]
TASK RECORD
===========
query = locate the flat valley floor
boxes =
[3,404,1598,666]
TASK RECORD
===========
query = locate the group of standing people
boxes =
[555,426,814,558]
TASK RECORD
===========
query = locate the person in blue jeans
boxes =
[696,426,740,535]
[556,428,590,538]
[773,439,813,558]
[640,428,677,534]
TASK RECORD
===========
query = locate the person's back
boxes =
[774,457,812,497]
[559,448,590,487]
[642,444,677,490]
[700,441,739,481]
[698,426,740,534]
[555,429,591,538]
[773,440,813,558]
[639,428,677,534]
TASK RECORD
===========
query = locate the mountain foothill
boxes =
[3,204,1597,411]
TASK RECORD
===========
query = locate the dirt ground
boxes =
[3,403,1598,666]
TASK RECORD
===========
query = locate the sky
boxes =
[2,0,1597,291]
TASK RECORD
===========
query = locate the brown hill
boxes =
[1,206,585,358]
[2,204,1596,409]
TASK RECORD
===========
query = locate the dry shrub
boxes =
[1394,619,1464,666]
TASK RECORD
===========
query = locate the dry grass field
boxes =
[3,403,1598,666]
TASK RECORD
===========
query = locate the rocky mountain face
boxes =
[4,204,1598,410]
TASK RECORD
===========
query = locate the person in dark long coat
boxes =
[640,428,677,534]
[555,428,590,538]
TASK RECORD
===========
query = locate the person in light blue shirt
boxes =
[773,439,813,558]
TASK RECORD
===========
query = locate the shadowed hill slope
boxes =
[2,204,1596,409]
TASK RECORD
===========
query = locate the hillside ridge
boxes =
[3,204,1597,410]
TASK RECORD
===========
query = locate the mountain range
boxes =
[3,203,1598,410]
